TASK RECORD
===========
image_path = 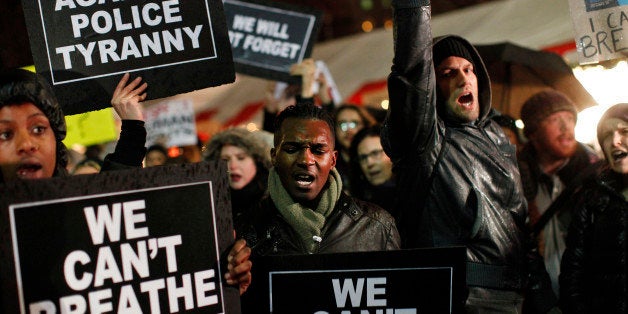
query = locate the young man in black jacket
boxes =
[246,103,400,255]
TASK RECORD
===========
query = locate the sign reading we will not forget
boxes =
[0,162,240,313]
[21,0,235,115]
[223,0,322,82]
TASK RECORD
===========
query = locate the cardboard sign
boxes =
[0,161,240,314]
[21,0,235,115]
[568,0,628,64]
[223,0,322,82]
[63,108,118,147]
[247,247,466,314]
[144,99,197,148]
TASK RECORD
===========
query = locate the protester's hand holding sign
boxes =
[290,58,317,99]
[111,73,147,121]
[225,238,252,295]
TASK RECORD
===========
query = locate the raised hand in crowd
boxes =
[289,58,317,99]
[111,72,147,121]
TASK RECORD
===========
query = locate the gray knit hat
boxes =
[597,103,628,153]
[0,68,69,180]
[520,90,578,137]
[204,127,272,170]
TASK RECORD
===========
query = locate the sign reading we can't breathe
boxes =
[223,0,322,82]
[10,183,227,313]
[0,162,239,313]
[21,0,235,115]
[250,248,467,313]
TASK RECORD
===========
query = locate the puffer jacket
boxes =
[383,0,553,305]
[559,168,627,314]
[245,192,400,256]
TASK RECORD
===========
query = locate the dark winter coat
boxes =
[245,192,400,256]
[382,1,554,310]
[559,168,627,314]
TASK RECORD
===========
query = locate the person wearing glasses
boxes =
[349,125,396,215]
[332,104,377,193]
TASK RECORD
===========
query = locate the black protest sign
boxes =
[249,247,466,313]
[21,0,235,115]
[0,161,240,313]
[223,0,322,82]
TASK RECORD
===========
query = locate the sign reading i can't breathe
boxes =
[0,162,239,313]
[223,0,322,82]
[21,0,235,115]
[568,0,628,64]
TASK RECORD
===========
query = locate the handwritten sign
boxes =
[568,0,628,64]
[223,0,322,82]
[0,162,240,313]
[21,0,235,114]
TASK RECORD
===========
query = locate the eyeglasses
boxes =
[338,121,362,132]
[358,149,385,164]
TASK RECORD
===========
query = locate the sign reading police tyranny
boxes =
[21,0,235,115]
[223,0,322,82]
[0,162,240,313]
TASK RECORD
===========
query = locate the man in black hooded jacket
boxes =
[382,0,556,312]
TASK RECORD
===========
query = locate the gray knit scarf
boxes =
[268,167,342,253]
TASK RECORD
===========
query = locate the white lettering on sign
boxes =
[67,1,182,38]
[232,14,255,32]
[30,269,218,313]
[83,200,148,245]
[313,277,418,314]
[56,25,203,69]
[332,278,386,308]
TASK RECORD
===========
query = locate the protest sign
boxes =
[568,0,628,64]
[248,247,466,313]
[63,108,118,147]
[144,99,198,148]
[21,0,235,115]
[223,0,322,82]
[0,161,240,313]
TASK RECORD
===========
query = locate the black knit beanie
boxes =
[597,103,628,152]
[433,37,475,68]
[520,90,578,137]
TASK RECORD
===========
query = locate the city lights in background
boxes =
[573,60,628,148]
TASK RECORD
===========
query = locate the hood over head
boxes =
[433,35,492,123]
[0,68,68,181]
[204,127,272,171]
[597,103,628,155]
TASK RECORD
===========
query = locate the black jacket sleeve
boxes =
[101,120,147,171]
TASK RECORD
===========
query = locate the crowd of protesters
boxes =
[1,0,626,313]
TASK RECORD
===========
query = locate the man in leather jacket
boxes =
[246,102,400,256]
[382,0,555,312]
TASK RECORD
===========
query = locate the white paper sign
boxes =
[568,0,628,64]
[144,99,197,147]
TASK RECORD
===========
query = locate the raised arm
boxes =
[101,73,148,171]
[382,0,438,161]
